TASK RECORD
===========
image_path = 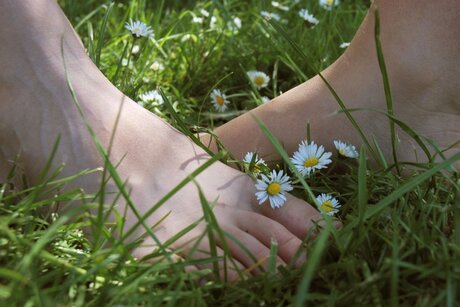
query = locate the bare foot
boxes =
[0,0,325,280]
[213,0,460,170]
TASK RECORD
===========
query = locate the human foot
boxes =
[0,0,326,280]
[213,0,460,170]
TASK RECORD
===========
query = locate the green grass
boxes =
[1,0,459,306]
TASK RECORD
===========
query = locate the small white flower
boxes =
[228,16,242,33]
[192,16,204,24]
[243,152,267,174]
[139,90,164,105]
[247,70,270,89]
[150,61,165,71]
[233,17,242,28]
[125,19,154,38]
[121,58,129,67]
[339,42,350,49]
[210,89,230,112]
[181,33,197,43]
[271,1,289,11]
[333,140,359,158]
[319,0,340,10]
[210,16,218,29]
[131,45,140,54]
[261,96,271,104]
[260,11,281,21]
[315,193,341,216]
[299,9,319,25]
[260,11,270,19]
[200,9,210,17]
[291,141,332,176]
[255,170,293,209]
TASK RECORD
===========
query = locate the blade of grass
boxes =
[454,189,460,255]
[268,239,278,275]
[343,107,433,163]
[293,227,330,306]
[95,2,115,67]
[159,88,215,157]
[346,151,460,229]
[196,181,247,280]
[197,185,221,281]
[19,202,88,272]
[374,9,400,175]
[75,5,106,31]
[357,146,368,231]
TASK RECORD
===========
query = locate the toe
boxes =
[234,210,305,267]
[216,224,286,274]
[254,193,324,238]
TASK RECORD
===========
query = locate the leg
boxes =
[0,0,324,279]
[213,0,460,168]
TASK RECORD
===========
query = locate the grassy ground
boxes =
[1,0,459,306]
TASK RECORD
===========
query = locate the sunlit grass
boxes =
[1,0,458,305]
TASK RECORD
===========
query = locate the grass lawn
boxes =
[1,0,459,305]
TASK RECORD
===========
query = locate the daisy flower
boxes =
[131,45,140,54]
[209,16,218,29]
[210,89,230,112]
[243,152,267,174]
[181,34,197,43]
[291,141,332,176]
[315,193,341,216]
[247,70,270,89]
[319,0,340,11]
[339,42,350,49]
[333,140,359,158]
[271,1,289,11]
[139,90,164,105]
[150,61,165,71]
[200,9,210,17]
[255,170,293,209]
[298,9,319,25]
[125,19,154,39]
[192,16,204,24]
[260,11,281,21]
[233,17,242,29]
[228,16,242,33]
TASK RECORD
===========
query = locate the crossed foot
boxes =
[0,0,458,281]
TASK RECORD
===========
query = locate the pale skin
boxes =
[0,0,458,281]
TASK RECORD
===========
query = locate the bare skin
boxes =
[0,0,328,280]
[213,0,460,170]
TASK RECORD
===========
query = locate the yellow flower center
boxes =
[216,96,225,106]
[325,0,334,5]
[304,157,319,168]
[267,182,281,196]
[254,76,265,86]
[321,201,334,212]
[339,148,345,155]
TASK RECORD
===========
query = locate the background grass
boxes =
[1,0,459,306]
